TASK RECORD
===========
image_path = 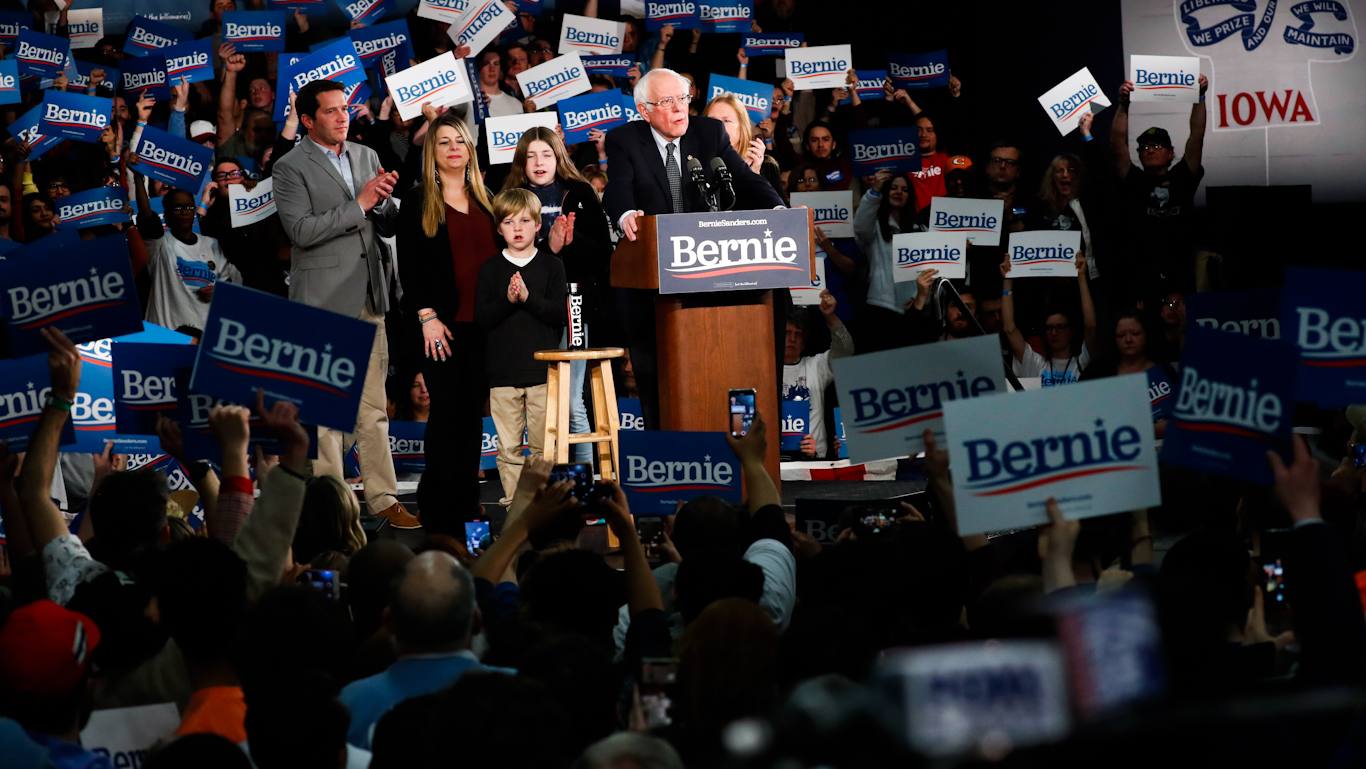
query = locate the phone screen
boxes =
[298,569,337,600]
[549,463,605,512]
[639,657,679,730]
[636,515,665,562]
[1353,443,1366,468]
[728,388,756,438]
[465,520,490,555]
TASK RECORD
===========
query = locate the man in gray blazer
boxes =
[273,79,420,529]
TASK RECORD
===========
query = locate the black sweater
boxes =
[474,251,568,388]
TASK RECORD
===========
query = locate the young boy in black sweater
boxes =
[476,188,568,506]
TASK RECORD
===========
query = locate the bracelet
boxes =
[1083,134,1093,141]
[597,159,607,165]
[1199,95,1206,102]
[740,63,747,68]
[1001,289,1012,297]
[420,314,439,324]
[45,394,73,412]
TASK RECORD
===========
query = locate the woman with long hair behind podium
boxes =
[398,111,496,536]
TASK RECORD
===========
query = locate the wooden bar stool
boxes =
[534,347,625,481]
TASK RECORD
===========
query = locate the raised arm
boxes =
[218,45,245,145]
[16,330,84,559]
[1110,80,1133,178]
[1185,74,1208,175]
[601,483,663,614]
[998,256,1027,363]
[726,408,781,514]
[651,25,673,72]
[1077,253,1097,357]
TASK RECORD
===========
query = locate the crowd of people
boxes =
[3,0,1366,767]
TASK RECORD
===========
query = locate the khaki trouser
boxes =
[489,384,547,506]
[313,298,398,513]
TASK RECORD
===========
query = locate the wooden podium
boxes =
[610,211,817,492]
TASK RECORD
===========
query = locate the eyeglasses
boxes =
[645,94,692,109]
[214,169,244,181]
[531,45,552,54]
[46,181,68,190]
[1137,143,1167,152]
[168,204,196,213]
[1045,323,1070,333]
[987,157,1019,167]
[1053,166,1075,175]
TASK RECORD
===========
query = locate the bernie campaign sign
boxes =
[849,127,920,175]
[337,0,396,24]
[942,376,1161,536]
[160,39,215,86]
[1006,231,1081,278]
[619,430,741,515]
[123,16,192,57]
[581,54,634,77]
[47,9,102,50]
[832,335,1003,463]
[557,89,630,143]
[0,11,32,53]
[891,231,966,282]
[780,400,809,452]
[191,283,376,432]
[706,73,770,124]
[789,255,826,306]
[484,111,559,164]
[121,54,171,102]
[1162,327,1298,485]
[1038,67,1111,136]
[699,0,752,34]
[785,44,851,90]
[0,59,18,104]
[854,70,887,100]
[1128,54,1200,104]
[417,0,473,23]
[448,0,515,57]
[57,186,129,230]
[229,179,276,228]
[886,50,950,90]
[1146,366,1175,422]
[791,190,852,238]
[647,1,700,31]
[65,339,159,455]
[618,398,645,431]
[928,196,1004,246]
[0,234,142,358]
[389,420,426,473]
[7,104,63,160]
[0,354,76,451]
[1186,289,1280,339]
[222,11,287,53]
[276,38,366,122]
[349,19,414,70]
[517,53,591,108]
[834,406,848,458]
[134,126,213,194]
[38,90,110,142]
[15,28,68,80]
[385,51,472,121]
[172,368,320,464]
[655,209,812,294]
[742,32,802,56]
[73,61,119,98]
[479,416,530,468]
[558,14,626,56]
[271,0,332,14]
[113,341,198,436]
[1281,266,1366,407]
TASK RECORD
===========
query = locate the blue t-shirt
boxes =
[339,652,514,749]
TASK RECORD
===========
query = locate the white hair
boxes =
[633,68,691,108]
[579,733,684,769]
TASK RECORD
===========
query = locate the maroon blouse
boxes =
[445,203,495,323]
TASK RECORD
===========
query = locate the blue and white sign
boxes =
[6,105,62,160]
[785,44,851,91]
[618,397,645,431]
[0,354,77,451]
[742,32,803,56]
[1037,67,1111,136]
[581,54,633,76]
[1187,289,1280,339]
[229,179,276,228]
[780,400,808,452]
[191,283,376,431]
[886,50,950,91]
[337,0,396,24]
[942,376,1161,535]
[73,61,119,98]
[646,0,699,31]
[557,89,629,143]
[47,9,102,50]
[834,406,848,458]
[1006,231,1081,278]
[222,11,287,53]
[57,187,129,230]
[270,0,332,13]
[121,53,170,102]
[385,51,472,121]
[699,0,752,33]
[929,196,1004,247]
[891,231,966,282]
[15,28,68,80]
[1282,266,1366,407]
[484,110,559,164]
[1162,327,1298,485]
[1128,54,1200,104]
[448,0,515,58]
[0,234,142,358]
[123,16,192,57]
[655,209,813,294]
[833,335,1003,464]
[789,255,826,306]
[517,52,591,109]
[0,59,18,105]
[849,126,920,175]
[791,190,852,239]
[558,14,626,56]
[349,19,413,69]
[619,91,646,122]
[134,125,213,194]
[480,415,529,468]
[159,39,214,86]
[854,69,886,100]
[1146,366,1174,421]
[173,368,320,464]
[38,90,111,142]
[619,430,740,515]
[389,420,426,473]
[417,0,472,24]
[0,11,32,53]
[277,38,367,122]
[113,341,198,436]
[65,339,160,455]
[706,73,770,124]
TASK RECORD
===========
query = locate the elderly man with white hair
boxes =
[602,67,786,428]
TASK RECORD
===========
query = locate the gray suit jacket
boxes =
[273,136,399,318]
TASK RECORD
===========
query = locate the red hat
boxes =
[0,600,101,697]
[947,155,973,171]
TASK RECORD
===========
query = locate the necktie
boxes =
[665,142,683,213]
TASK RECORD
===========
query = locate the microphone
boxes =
[687,156,718,212]
[709,157,736,211]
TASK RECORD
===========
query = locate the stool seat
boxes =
[535,347,625,362]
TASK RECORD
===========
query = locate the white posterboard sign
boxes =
[228,178,275,228]
[892,231,966,281]
[928,196,1004,246]
[558,14,627,56]
[942,376,1161,536]
[385,51,473,121]
[791,190,852,238]
[1037,67,1111,136]
[1129,54,1200,104]
[448,0,515,58]
[517,52,592,109]
[785,44,852,90]
[832,335,1005,464]
[417,0,471,23]
[484,111,560,164]
[789,255,826,306]
[1006,230,1081,278]
[81,703,181,767]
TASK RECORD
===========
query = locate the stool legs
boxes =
[592,360,621,482]
[555,361,572,464]
[543,363,560,464]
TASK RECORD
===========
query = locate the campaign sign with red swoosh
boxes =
[173,367,319,464]
[1281,266,1366,407]
[0,233,142,358]
[191,283,374,431]
[1162,326,1298,485]
[943,376,1160,536]
[557,89,629,143]
[0,353,76,451]
[832,335,1002,464]
[655,209,813,295]
[620,431,740,515]
[887,50,950,91]
[1038,66,1111,136]
[113,340,198,436]
[517,52,590,108]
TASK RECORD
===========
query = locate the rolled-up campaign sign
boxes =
[133,125,214,194]
[15,28,68,79]
[123,16,192,57]
[222,11,287,53]
[57,187,129,229]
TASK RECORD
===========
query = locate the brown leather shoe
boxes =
[376,501,422,530]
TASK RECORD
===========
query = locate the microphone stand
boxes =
[937,278,1026,393]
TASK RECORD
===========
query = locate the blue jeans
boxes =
[561,328,591,463]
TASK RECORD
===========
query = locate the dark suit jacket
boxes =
[602,116,786,224]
